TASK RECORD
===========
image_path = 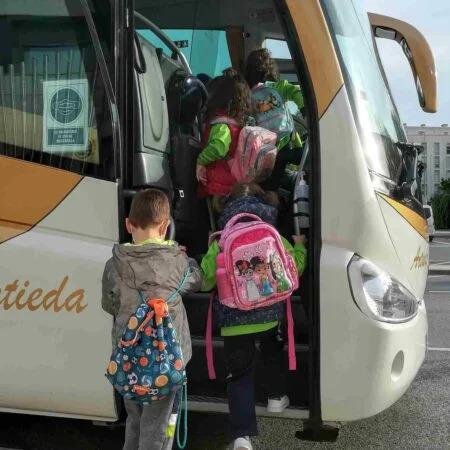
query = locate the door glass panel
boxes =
[138,29,232,77]
[0,0,115,180]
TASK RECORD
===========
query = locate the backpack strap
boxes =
[209,116,239,127]
[167,266,192,303]
[286,296,297,371]
[205,292,216,380]
[176,384,188,449]
[208,231,221,246]
[224,212,263,228]
[251,82,265,91]
[124,267,192,346]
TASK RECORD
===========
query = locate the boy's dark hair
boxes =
[245,48,279,88]
[128,189,170,229]
[205,74,251,126]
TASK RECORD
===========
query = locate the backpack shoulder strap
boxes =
[208,231,222,246]
[209,116,239,127]
[224,213,262,229]
[167,266,192,303]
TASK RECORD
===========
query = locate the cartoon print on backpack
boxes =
[251,256,275,296]
[235,260,260,302]
[270,252,292,293]
[256,92,280,114]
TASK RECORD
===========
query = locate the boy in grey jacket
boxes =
[102,189,202,450]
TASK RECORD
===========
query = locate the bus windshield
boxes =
[323,0,407,184]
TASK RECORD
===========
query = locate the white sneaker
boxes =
[233,436,253,450]
[267,395,290,413]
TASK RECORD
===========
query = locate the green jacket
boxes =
[197,80,304,166]
[197,124,231,166]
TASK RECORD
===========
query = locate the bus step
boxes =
[188,395,309,419]
[192,337,309,352]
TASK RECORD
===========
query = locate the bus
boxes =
[0,0,435,437]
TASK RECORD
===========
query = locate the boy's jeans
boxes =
[123,392,176,450]
[224,327,287,439]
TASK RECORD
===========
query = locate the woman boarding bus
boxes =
[0,0,434,437]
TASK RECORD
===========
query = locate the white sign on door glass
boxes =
[42,79,88,153]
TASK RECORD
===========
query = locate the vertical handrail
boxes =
[60,49,74,169]
[21,61,26,159]
[71,48,86,173]
[31,58,37,161]
[0,66,7,156]
[50,51,61,166]
[9,64,16,156]
[42,54,49,164]
[85,62,98,175]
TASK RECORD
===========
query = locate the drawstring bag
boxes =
[105,269,191,448]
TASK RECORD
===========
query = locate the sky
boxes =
[362,0,450,126]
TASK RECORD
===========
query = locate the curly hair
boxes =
[245,48,279,88]
[205,74,251,126]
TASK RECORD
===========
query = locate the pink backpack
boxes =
[210,117,278,183]
[205,213,299,379]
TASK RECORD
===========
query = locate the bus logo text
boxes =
[0,276,87,314]
[410,248,428,270]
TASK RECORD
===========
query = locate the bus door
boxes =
[131,2,313,419]
[0,1,119,421]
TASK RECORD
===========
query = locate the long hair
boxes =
[245,48,279,88]
[228,183,279,207]
[204,74,251,126]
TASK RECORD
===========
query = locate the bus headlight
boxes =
[348,255,419,323]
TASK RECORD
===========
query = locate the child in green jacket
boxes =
[245,48,305,190]
[200,183,306,450]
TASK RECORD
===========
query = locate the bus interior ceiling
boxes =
[132,1,311,409]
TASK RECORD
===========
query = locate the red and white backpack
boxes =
[210,117,278,183]
[205,213,299,379]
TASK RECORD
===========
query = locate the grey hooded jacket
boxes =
[101,241,202,363]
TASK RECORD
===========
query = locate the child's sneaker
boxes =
[233,436,253,450]
[267,395,290,413]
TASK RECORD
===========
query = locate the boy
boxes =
[102,189,202,450]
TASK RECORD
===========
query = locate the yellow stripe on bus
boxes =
[378,193,428,239]
[0,155,81,243]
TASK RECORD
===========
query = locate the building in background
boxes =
[406,124,450,203]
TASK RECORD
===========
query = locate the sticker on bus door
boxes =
[42,79,89,154]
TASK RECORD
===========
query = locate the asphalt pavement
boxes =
[0,250,448,449]
[430,236,450,266]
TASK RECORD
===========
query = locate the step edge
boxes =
[188,398,309,419]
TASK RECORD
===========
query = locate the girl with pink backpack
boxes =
[196,74,252,199]
[200,183,307,450]
[196,73,279,207]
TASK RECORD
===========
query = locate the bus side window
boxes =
[0,8,115,181]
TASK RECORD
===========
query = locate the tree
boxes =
[431,178,450,229]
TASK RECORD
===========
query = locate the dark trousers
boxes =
[224,327,287,439]
[262,146,303,191]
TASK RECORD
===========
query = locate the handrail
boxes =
[134,11,191,74]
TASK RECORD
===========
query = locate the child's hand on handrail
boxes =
[292,234,307,245]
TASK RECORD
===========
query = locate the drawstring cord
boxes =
[176,384,188,449]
